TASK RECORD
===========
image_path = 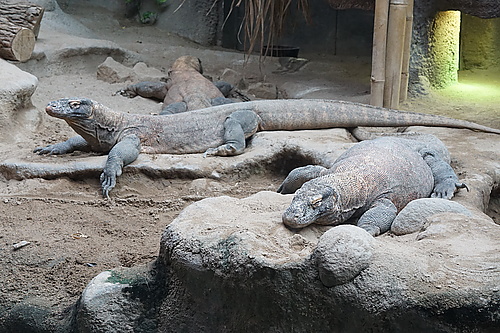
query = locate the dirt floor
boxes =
[0,4,499,326]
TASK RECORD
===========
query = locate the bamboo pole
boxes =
[383,0,408,108]
[370,0,390,107]
[399,0,414,103]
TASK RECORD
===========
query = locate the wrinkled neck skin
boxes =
[64,104,124,153]
[283,173,369,228]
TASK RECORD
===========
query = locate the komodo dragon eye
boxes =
[309,194,323,208]
[69,100,81,108]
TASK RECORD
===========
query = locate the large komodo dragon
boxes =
[34,98,500,198]
[117,55,235,114]
[278,134,467,236]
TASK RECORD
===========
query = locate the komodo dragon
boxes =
[34,98,500,198]
[117,55,235,114]
[279,135,467,236]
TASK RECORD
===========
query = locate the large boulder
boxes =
[153,191,499,332]
[391,198,473,235]
[76,187,499,332]
[0,59,40,143]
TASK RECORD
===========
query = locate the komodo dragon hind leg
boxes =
[213,81,233,96]
[160,102,188,115]
[357,198,397,236]
[419,148,467,199]
[204,109,260,157]
[211,96,236,106]
[213,80,252,102]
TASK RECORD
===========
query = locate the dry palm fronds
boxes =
[225,0,375,64]
[227,0,310,59]
[325,0,374,10]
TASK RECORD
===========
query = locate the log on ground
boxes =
[0,1,44,38]
[0,17,35,62]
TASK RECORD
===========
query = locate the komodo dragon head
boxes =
[45,98,94,121]
[169,55,203,74]
[282,177,352,229]
[45,98,120,150]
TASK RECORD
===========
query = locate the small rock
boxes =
[96,57,134,83]
[391,198,472,235]
[275,57,309,73]
[132,62,166,81]
[12,240,30,250]
[189,178,209,193]
[219,68,248,90]
[314,225,374,287]
[247,82,278,99]
[220,68,242,86]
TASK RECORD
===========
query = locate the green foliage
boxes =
[140,11,157,24]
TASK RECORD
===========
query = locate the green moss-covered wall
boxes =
[460,15,500,70]
[428,11,461,89]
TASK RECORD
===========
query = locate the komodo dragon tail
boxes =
[252,99,500,134]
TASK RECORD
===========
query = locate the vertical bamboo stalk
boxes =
[399,0,414,103]
[370,0,390,107]
[383,0,408,108]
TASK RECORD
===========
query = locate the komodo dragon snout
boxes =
[282,180,342,228]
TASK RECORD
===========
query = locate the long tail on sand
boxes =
[221,99,500,134]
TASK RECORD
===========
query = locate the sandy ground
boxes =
[0,4,499,325]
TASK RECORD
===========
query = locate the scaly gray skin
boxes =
[34,98,499,198]
[117,55,235,114]
[279,136,468,236]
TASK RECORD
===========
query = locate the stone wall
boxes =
[427,11,461,89]
[57,0,222,45]
[410,0,500,92]
[461,15,500,69]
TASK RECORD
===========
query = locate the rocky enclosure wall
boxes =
[461,14,500,69]
[55,0,500,93]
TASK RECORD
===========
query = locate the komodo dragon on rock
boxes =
[116,55,236,114]
[34,98,500,198]
[279,135,468,236]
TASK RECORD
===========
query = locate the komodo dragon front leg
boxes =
[35,134,140,198]
[100,135,141,198]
